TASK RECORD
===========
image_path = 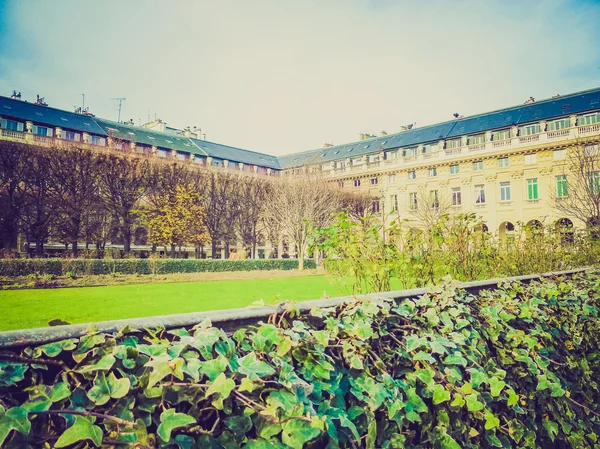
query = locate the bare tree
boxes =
[20,147,56,256]
[266,174,342,269]
[551,140,600,236]
[100,156,150,253]
[411,188,452,229]
[47,146,102,256]
[203,171,241,258]
[235,176,272,258]
[0,141,27,251]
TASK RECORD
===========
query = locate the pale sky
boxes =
[1,0,599,156]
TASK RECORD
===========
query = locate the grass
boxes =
[0,274,354,332]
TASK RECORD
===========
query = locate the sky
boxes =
[0,0,599,156]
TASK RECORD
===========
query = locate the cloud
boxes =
[0,0,598,155]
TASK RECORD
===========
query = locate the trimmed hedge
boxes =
[0,258,316,277]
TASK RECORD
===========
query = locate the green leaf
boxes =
[281,419,321,449]
[544,420,559,442]
[237,352,275,378]
[405,335,427,352]
[432,384,451,404]
[485,411,500,430]
[444,352,467,366]
[146,357,184,387]
[0,407,31,446]
[441,434,462,449]
[405,388,428,413]
[413,351,436,363]
[465,394,484,411]
[199,355,229,381]
[206,373,236,409]
[506,389,519,406]
[450,394,465,408]
[55,416,103,448]
[79,354,116,373]
[488,376,506,397]
[157,408,196,442]
[87,372,130,405]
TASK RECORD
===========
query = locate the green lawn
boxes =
[0,275,353,331]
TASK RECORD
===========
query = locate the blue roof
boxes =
[277,87,600,168]
[0,96,108,136]
[93,118,202,155]
[190,138,281,169]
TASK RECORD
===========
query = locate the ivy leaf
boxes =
[544,420,559,441]
[506,389,519,406]
[55,416,103,448]
[88,372,131,405]
[237,352,275,378]
[146,357,184,387]
[450,394,465,408]
[413,351,436,363]
[49,382,72,402]
[444,352,467,366]
[405,388,429,414]
[550,382,565,397]
[277,337,293,357]
[239,377,256,393]
[488,376,506,397]
[405,335,427,352]
[484,411,500,430]
[281,419,321,449]
[0,407,31,446]
[441,434,462,449]
[465,394,484,411]
[199,355,228,381]
[432,384,451,404]
[468,369,488,388]
[206,373,236,409]
[79,354,116,373]
[157,408,196,442]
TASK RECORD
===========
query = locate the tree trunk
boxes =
[71,241,79,256]
[170,244,176,258]
[35,238,43,257]
[211,240,218,259]
[123,233,131,254]
[298,254,304,270]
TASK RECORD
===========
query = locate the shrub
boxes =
[0,258,316,277]
[0,272,599,447]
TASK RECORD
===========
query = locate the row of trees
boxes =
[0,142,371,266]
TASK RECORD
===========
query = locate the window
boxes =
[1,119,24,131]
[390,194,398,212]
[527,178,539,200]
[584,144,599,157]
[354,179,361,188]
[556,175,568,198]
[409,192,418,210]
[446,138,462,149]
[548,118,571,131]
[177,152,187,161]
[451,187,462,206]
[335,160,346,169]
[157,149,168,158]
[404,147,418,157]
[32,125,50,136]
[497,157,509,168]
[475,184,486,204]
[525,154,537,164]
[450,164,460,175]
[472,161,483,171]
[372,200,380,213]
[579,113,600,126]
[430,190,439,209]
[90,135,105,146]
[589,171,600,194]
[351,158,362,166]
[407,170,416,180]
[428,167,437,177]
[368,154,380,164]
[388,174,396,183]
[370,177,378,185]
[520,124,540,136]
[493,129,511,141]
[386,151,398,160]
[500,181,511,201]
[338,181,344,188]
[468,134,485,145]
[62,130,80,141]
[554,149,567,160]
[423,144,439,153]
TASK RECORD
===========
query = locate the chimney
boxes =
[380,131,388,136]
[323,143,333,147]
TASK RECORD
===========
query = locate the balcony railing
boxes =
[492,139,511,149]
[578,123,600,134]
[1,129,26,139]
[33,134,54,145]
[547,129,570,139]
[519,134,540,144]
[468,144,485,152]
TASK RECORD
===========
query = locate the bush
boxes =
[0,271,599,447]
[0,258,316,277]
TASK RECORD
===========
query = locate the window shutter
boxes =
[17,122,24,132]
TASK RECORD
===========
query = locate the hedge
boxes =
[0,258,316,277]
[0,271,599,447]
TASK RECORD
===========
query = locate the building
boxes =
[1,87,600,242]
